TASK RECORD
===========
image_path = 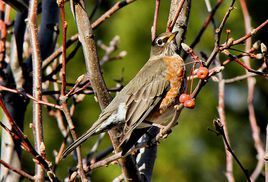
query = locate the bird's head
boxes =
[151,31,178,57]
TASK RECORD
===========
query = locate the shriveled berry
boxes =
[197,67,209,79]
[179,93,191,103]
[183,98,195,109]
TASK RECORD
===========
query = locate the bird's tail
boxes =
[62,126,98,158]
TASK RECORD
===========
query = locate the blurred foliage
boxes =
[0,0,267,181]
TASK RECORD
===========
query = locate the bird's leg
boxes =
[152,123,169,139]
[151,123,165,129]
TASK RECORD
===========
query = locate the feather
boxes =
[62,54,176,158]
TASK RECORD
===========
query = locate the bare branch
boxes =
[232,19,268,46]
[28,0,45,179]
[0,5,26,182]
[239,0,265,180]
[42,0,136,70]
[0,159,35,181]
[91,0,137,29]
[213,119,251,181]
[70,0,142,180]
[61,104,87,180]
[0,96,54,175]
[167,0,191,53]
[190,0,223,49]
[0,85,62,109]
[167,0,185,31]
[217,76,234,182]
[151,0,160,41]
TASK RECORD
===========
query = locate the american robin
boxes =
[62,31,185,158]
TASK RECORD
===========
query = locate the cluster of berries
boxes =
[179,66,209,109]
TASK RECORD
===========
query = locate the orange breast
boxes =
[159,56,184,113]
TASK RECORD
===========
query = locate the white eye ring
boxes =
[156,38,165,47]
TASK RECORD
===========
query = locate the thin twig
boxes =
[215,0,236,45]
[213,119,251,181]
[98,36,127,65]
[190,0,268,102]
[58,1,67,97]
[91,0,137,29]
[65,74,86,98]
[217,72,234,182]
[89,142,149,171]
[0,85,62,109]
[221,51,266,76]
[224,73,256,83]
[207,0,235,179]
[28,0,45,179]
[42,0,136,70]
[90,146,114,164]
[44,42,81,81]
[61,104,87,180]
[42,34,78,69]
[190,0,223,49]
[87,133,106,159]
[0,159,35,181]
[167,0,186,31]
[58,2,87,180]
[151,0,160,41]
[0,96,53,174]
[239,0,265,180]
[55,129,70,166]
[232,19,268,46]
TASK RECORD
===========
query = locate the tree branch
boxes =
[239,0,265,180]
[28,0,45,179]
[0,159,35,181]
[70,0,141,181]
[151,0,160,41]
[167,0,191,54]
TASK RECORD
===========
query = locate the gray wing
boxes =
[117,58,169,142]
[82,57,169,143]
[62,57,168,158]
[120,78,168,143]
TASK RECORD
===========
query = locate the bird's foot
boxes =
[152,123,165,130]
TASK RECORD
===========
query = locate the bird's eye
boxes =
[156,39,164,46]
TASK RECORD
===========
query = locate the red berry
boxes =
[183,98,195,109]
[197,67,209,79]
[179,93,191,103]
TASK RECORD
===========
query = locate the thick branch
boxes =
[28,0,45,180]
[70,0,110,109]
[167,0,191,54]
[70,0,141,181]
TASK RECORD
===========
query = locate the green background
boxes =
[2,0,268,181]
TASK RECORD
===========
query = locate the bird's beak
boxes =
[167,31,178,43]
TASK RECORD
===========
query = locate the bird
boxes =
[62,31,185,158]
